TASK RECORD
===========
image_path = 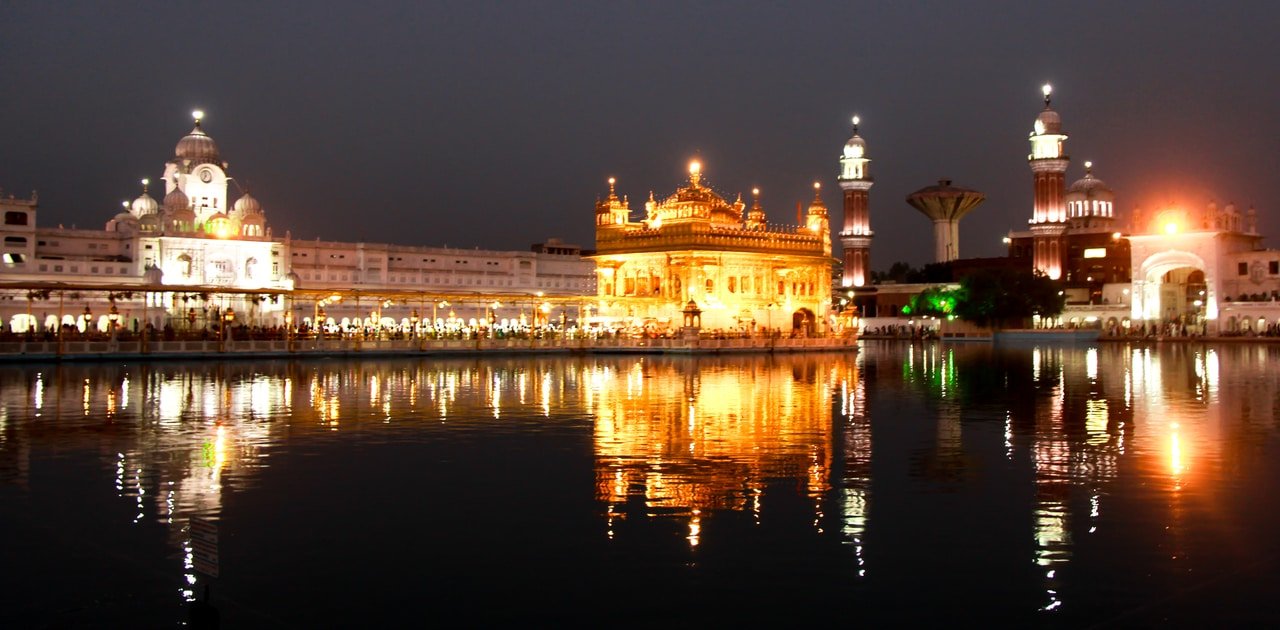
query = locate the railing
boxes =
[0,334,857,360]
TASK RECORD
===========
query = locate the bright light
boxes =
[688,160,701,176]
[1042,83,1052,97]
[1084,160,1093,170]
[752,187,760,196]
[1002,236,1012,244]
[813,181,821,190]
[852,115,860,127]
[1112,232,1121,240]
[141,178,149,186]
[1165,222,1179,234]
[192,109,204,122]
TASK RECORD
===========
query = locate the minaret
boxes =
[837,115,873,287]
[1028,84,1069,280]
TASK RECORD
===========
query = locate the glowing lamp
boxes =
[192,109,204,122]
[141,178,149,187]
[1042,84,1052,97]
[852,115,860,127]
[752,187,759,196]
[688,160,701,176]
[1165,222,1179,234]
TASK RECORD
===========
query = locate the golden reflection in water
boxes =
[589,357,841,547]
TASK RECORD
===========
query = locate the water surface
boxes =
[2,343,1279,626]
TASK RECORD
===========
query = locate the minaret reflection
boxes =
[838,352,871,576]
[589,356,841,547]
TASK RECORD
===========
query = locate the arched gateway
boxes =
[1132,250,1212,333]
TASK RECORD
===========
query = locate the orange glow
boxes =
[1164,222,1179,235]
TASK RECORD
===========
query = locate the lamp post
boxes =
[82,305,92,337]
[410,308,419,341]
[220,307,236,352]
[108,303,120,342]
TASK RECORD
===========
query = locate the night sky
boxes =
[1,1,1276,268]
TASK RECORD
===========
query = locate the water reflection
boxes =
[1,342,1279,624]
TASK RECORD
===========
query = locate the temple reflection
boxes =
[587,356,850,546]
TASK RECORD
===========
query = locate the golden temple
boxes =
[590,161,835,335]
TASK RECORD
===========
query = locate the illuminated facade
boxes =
[0,112,593,332]
[589,161,834,334]
[838,116,873,287]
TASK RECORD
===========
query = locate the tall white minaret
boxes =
[838,115,873,287]
[1028,85,1070,279]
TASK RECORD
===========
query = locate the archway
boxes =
[791,308,816,337]
[1135,250,1212,334]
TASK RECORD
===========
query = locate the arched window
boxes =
[245,257,258,280]
[177,254,193,278]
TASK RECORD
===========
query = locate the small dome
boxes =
[843,133,866,159]
[143,265,164,285]
[113,211,138,225]
[233,192,262,215]
[240,212,265,225]
[131,192,158,216]
[207,211,229,223]
[1067,172,1114,199]
[1035,107,1062,135]
[175,123,221,165]
[163,187,190,212]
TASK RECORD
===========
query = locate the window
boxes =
[1239,262,1249,276]
[178,254,193,277]
[91,266,99,273]
[54,265,63,272]
[1271,261,1279,275]
[705,279,714,294]
[4,236,26,244]
[1083,248,1107,258]
[4,211,28,225]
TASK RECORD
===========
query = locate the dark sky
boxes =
[2,1,1276,268]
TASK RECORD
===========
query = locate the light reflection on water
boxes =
[1,343,1279,625]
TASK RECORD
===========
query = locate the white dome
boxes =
[843,133,866,159]
[131,192,158,216]
[233,192,262,215]
[1067,173,1113,200]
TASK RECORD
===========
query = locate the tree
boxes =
[953,268,1064,328]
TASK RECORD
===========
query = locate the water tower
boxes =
[906,179,986,263]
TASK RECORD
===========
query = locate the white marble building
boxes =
[0,112,594,333]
